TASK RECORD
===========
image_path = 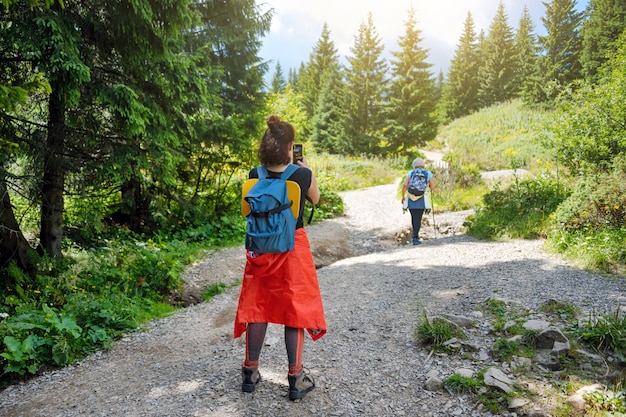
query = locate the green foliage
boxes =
[477,2,517,107]
[540,299,580,322]
[441,12,480,120]
[580,0,626,81]
[547,227,626,276]
[552,32,626,173]
[0,223,239,380]
[584,389,626,416]
[344,13,388,155]
[429,163,486,212]
[466,172,568,240]
[535,0,583,101]
[552,156,626,232]
[547,156,626,275]
[385,6,438,155]
[444,373,482,394]
[493,338,523,362]
[202,283,228,302]
[439,99,556,172]
[576,308,626,361]
[415,312,465,349]
[310,153,405,192]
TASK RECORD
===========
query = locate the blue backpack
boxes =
[243,165,300,254]
[408,169,428,196]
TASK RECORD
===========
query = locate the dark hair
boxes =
[258,115,295,166]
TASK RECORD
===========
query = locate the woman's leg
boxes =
[244,322,268,368]
[410,208,425,240]
[285,326,304,375]
[285,326,315,400]
[242,322,267,392]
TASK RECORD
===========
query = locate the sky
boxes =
[258,0,590,80]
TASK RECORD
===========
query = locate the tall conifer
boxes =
[580,0,626,81]
[386,6,437,156]
[514,6,539,97]
[297,23,340,122]
[344,12,388,154]
[442,12,480,119]
[538,0,584,98]
[478,1,517,107]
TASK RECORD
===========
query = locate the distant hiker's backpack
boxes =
[242,165,300,254]
[408,169,428,196]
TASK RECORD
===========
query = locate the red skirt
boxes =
[234,228,327,341]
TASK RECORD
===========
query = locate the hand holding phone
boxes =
[293,143,303,162]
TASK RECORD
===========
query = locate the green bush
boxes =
[467,172,569,239]
[576,308,626,361]
[553,156,626,231]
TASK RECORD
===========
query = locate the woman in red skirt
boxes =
[234,115,326,400]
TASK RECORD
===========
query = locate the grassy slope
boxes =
[436,99,556,172]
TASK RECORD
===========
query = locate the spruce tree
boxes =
[514,6,539,97]
[297,23,340,121]
[442,12,480,119]
[580,0,626,82]
[310,69,348,153]
[478,1,517,107]
[344,12,388,155]
[537,0,584,100]
[271,61,286,93]
[288,68,298,86]
[386,6,437,156]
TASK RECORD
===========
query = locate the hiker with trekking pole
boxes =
[401,157,436,245]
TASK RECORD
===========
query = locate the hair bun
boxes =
[266,114,281,126]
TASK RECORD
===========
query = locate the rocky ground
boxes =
[1,182,625,417]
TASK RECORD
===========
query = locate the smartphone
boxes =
[293,143,303,162]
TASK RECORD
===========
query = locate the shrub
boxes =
[467,172,569,239]
[552,156,626,231]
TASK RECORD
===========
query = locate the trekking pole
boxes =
[430,190,437,239]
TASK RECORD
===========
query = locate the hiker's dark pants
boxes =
[409,208,425,238]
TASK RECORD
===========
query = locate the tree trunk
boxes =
[39,92,66,258]
[0,172,36,276]
[120,175,151,233]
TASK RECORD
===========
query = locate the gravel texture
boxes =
[1,181,625,417]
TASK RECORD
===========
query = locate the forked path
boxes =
[1,183,625,417]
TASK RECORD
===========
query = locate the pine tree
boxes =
[386,6,437,156]
[310,69,348,153]
[435,70,444,102]
[288,68,298,86]
[297,23,340,121]
[514,6,539,97]
[478,1,517,107]
[536,0,584,100]
[442,12,480,119]
[580,0,626,81]
[271,61,286,93]
[344,12,388,155]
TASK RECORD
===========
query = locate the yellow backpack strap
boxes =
[241,179,301,219]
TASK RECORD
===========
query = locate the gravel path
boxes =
[1,182,625,417]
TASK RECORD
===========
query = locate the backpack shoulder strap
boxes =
[256,165,268,179]
[280,164,299,180]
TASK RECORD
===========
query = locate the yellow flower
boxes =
[615,205,620,210]
[33,289,41,294]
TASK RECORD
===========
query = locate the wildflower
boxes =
[615,205,620,210]
[33,289,41,294]
[0,313,9,319]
